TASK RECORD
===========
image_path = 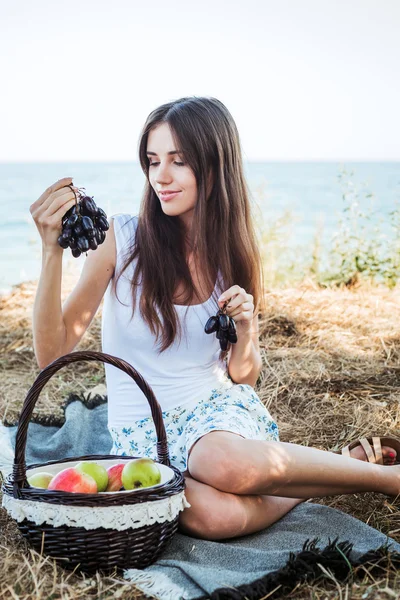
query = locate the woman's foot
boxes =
[349,443,396,465]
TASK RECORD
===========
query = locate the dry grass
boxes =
[1,271,400,598]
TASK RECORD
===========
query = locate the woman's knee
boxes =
[187,431,260,492]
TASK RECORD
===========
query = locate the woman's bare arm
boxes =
[32,220,115,369]
[30,177,116,369]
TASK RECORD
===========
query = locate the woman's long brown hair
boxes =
[111,96,265,362]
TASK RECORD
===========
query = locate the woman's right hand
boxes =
[30,177,78,253]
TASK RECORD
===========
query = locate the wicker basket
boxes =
[1,350,188,575]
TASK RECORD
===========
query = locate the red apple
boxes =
[106,463,125,492]
[48,467,97,493]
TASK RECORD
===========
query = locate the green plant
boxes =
[316,168,400,288]
[253,183,311,288]
[253,167,400,290]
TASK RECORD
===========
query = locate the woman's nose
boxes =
[155,164,173,184]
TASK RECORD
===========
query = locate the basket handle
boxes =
[12,350,172,492]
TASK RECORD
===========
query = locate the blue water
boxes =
[0,161,399,296]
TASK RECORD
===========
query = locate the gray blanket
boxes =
[1,393,400,600]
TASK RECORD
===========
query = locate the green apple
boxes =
[27,471,54,489]
[75,461,109,492]
[121,458,161,490]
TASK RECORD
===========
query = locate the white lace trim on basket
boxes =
[2,491,191,531]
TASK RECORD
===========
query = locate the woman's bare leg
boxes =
[180,471,306,540]
[187,435,400,499]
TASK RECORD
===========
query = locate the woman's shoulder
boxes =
[110,213,139,242]
[109,214,139,270]
[110,213,139,230]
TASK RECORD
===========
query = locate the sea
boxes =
[0,161,399,297]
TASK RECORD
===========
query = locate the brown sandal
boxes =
[336,436,400,465]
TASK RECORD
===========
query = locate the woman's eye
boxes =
[149,161,185,167]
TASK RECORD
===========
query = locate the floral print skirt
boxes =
[108,380,280,473]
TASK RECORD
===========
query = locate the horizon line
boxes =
[0,158,399,164]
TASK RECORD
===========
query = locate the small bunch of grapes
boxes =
[58,185,109,257]
[204,302,237,351]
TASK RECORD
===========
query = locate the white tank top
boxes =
[101,213,230,425]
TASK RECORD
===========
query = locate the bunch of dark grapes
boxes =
[204,302,237,351]
[58,185,110,257]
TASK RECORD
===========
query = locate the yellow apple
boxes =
[75,461,109,492]
[27,472,54,489]
[121,458,161,490]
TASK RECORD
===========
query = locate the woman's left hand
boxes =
[218,286,254,335]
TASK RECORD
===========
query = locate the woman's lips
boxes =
[160,191,181,201]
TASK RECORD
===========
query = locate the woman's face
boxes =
[147,123,198,232]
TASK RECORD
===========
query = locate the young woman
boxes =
[31,96,400,542]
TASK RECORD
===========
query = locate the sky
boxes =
[1,0,399,162]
